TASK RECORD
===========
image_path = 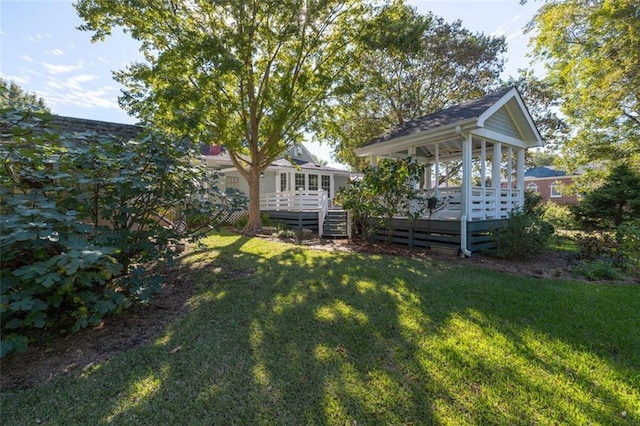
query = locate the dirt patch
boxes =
[1,235,635,393]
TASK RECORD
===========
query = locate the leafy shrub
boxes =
[336,157,424,243]
[573,260,625,281]
[0,109,245,357]
[574,232,626,265]
[493,210,554,259]
[524,189,545,217]
[542,201,577,230]
[617,220,640,275]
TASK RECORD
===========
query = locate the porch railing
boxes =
[260,190,330,236]
[260,190,329,212]
[416,187,521,220]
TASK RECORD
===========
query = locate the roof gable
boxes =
[358,87,543,156]
[364,87,513,147]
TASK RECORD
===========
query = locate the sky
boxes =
[0,0,543,167]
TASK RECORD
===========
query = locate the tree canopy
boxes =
[527,0,640,172]
[75,0,370,233]
[320,1,506,170]
[0,79,49,112]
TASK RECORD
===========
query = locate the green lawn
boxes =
[2,232,639,425]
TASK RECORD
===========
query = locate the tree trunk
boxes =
[243,166,262,235]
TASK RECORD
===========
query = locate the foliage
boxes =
[571,164,640,231]
[528,0,640,173]
[573,231,631,280]
[573,260,626,281]
[493,210,554,259]
[0,79,49,113]
[320,1,506,170]
[542,201,576,231]
[75,0,371,233]
[574,232,625,264]
[335,157,424,242]
[502,72,568,152]
[523,189,545,217]
[0,108,244,357]
[2,231,639,424]
[617,220,640,275]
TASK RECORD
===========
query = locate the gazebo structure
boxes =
[354,87,543,255]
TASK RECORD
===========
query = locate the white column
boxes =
[507,146,514,213]
[492,142,502,188]
[434,143,440,188]
[492,142,502,218]
[507,146,513,189]
[462,134,472,218]
[517,147,525,209]
[480,139,487,219]
[330,174,335,201]
[480,139,487,188]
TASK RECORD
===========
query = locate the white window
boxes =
[321,175,331,196]
[309,174,318,191]
[280,173,288,191]
[527,183,538,193]
[295,173,305,190]
[550,182,562,198]
[225,176,239,189]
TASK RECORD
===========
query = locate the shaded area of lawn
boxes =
[3,232,639,424]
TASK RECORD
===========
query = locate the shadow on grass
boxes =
[3,232,639,424]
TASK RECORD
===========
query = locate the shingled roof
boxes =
[51,115,142,140]
[364,87,514,147]
[525,166,567,178]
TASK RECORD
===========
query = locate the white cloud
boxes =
[43,85,121,110]
[28,33,52,43]
[0,73,30,85]
[43,62,82,75]
[21,55,34,62]
[506,31,522,43]
[46,49,64,57]
[492,13,524,38]
[46,73,99,91]
[47,81,65,90]
[66,74,99,90]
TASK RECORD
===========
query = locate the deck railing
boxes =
[260,190,329,212]
[416,187,521,220]
[260,190,330,236]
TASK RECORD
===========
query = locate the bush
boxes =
[617,220,640,275]
[573,260,625,281]
[542,201,577,230]
[0,109,245,357]
[493,210,554,259]
[336,157,423,243]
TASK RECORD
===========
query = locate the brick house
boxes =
[524,166,579,205]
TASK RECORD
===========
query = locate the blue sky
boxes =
[0,0,542,166]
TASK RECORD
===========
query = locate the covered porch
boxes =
[354,87,543,254]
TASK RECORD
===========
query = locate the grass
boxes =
[2,231,639,425]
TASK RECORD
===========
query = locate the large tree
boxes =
[319,1,506,170]
[75,0,370,233]
[527,0,640,173]
[0,79,49,112]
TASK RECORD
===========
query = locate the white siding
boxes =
[484,107,521,139]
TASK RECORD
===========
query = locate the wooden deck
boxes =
[259,189,513,251]
[366,217,509,253]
